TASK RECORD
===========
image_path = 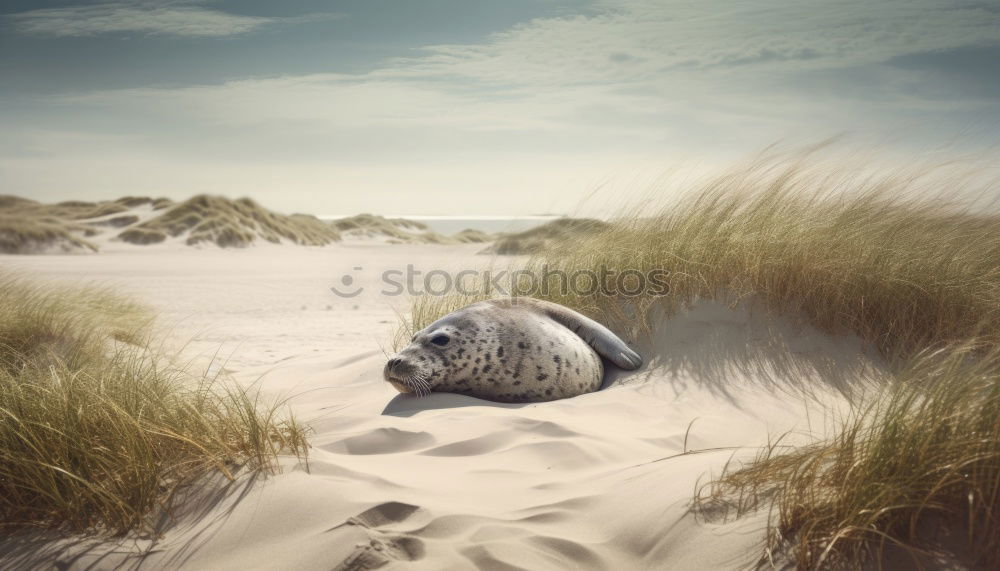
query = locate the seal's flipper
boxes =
[508,298,643,370]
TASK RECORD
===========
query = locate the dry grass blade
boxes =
[0,274,309,535]
[396,151,1000,567]
[702,345,1000,568]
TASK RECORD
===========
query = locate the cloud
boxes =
[53,0,1000,147]
[5,1,340,38]
[378,0,1000,86]
[3,0,999,212]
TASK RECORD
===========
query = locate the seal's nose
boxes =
[386,358,402,373]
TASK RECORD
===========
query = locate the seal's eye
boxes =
[430,334,450,346]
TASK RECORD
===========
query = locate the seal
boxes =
[384,297,642,403]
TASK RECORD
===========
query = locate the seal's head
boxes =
[384,320,465,396]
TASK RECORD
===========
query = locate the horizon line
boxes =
[317,214,567,220]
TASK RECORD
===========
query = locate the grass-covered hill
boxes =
[0,215,99,255]
[331,213,493,244]
[481,218,611,255]
[0,193,339,251]
[401,155,1000,569]
[119,195,341,247]
[0,195,172,254]
[1,194,496,253]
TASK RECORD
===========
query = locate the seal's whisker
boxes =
[415,375,431,397]
[403,370,432,397]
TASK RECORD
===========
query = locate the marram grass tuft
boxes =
[0,275,308,534]
[398,151,1000,567]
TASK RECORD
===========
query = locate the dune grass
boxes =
[115,196,168,209]
[0,196,155,222]
[0,216,98,254]
[398,152,1000,567]
[403,157,1000,356]
[152,198,173,210]
[332,213,430,234]
[0,195,172,253]
[117,227,167,245]
[483,217,611,255]
[332,213,491,244]
[0,275,308,534]
[454,228,493,243]
[125,195,341,247]
[86,214,141,228]
[72,202,131,220]
[699,343,1000,568]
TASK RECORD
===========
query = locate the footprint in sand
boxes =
[331,502,426,571]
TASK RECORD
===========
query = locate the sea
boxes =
[319,215,562,235]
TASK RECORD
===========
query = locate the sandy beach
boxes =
[5,2,1000,566]
[0,240,883,570]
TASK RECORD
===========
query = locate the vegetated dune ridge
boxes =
[403,149,1000,569]
[0,195,172,254]
[1,149,998,570]
[332,213,493,244]
[115,195,342,247]
[481,217,611,255]
[0,194,497,253]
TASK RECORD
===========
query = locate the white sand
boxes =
[0,242,882,570]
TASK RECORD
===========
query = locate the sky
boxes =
[1,0,999,216]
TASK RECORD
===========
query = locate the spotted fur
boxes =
[383,298,642,403]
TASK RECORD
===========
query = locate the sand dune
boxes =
[482,218,610,255]
[332,213,493,245]
[0,244,883,570]
[0,195,499,254]
[0,195,174,254]
[117,195,341,248]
